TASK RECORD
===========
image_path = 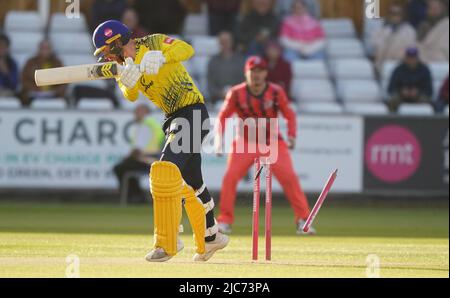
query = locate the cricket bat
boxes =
[34,62,123,87]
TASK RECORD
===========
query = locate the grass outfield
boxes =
[0,202,448,278]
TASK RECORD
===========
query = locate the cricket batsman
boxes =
[215,56,315,235]
[92,20,228,262]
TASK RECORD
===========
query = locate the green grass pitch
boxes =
[0,201,448,278]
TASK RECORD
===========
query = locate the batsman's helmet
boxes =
[92,20,131,56]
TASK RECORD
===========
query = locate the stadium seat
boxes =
[397,103,435,116]
[429,62,449,83]
[183,14,208,36]
[344,102,389,115]
[31,98,67,110]
[10,32,44,54]
[0,97,22,109]
[298,102,344,114]
[381,60,400,96]
[291,60,329,79]
[4,11,44,32]
[191,56,210,78]
[49,13,88,33]
[78,98,114,110]
[292,79,336,102]
[337,80,382,102]
[50,32,93,55]
[330,58,375,80]
[363,18,383,56]
[321,18,356,38]
[326,39,366,59]
[191,36,220,56]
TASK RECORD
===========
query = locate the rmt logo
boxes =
[365,0,381,19]
[365,125,422,183]
[370,144,415,165]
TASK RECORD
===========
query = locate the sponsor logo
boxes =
[365,125,422,183]
[164,37,175,44]
[104,28,113,37]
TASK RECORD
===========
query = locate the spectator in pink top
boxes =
[279,0,326,62]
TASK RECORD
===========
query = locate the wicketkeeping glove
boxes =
[120,57,141,88]
[140,50,166,75]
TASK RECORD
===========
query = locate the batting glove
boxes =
[140,51,166,75]
[120,57,141,89]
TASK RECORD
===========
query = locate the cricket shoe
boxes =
[296,219,317,235]
[218,222,232,234]
[193,232,229,262]
[145,238,184,262]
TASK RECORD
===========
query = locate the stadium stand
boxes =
[321,18,356,38]
[337,80,382,102]
[0,97,21,109]
[344,102,389,115]
[30,98,67,110]
[4,11,44,32]
[299,102,344,114]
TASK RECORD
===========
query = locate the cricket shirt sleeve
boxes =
[156,34,195,64]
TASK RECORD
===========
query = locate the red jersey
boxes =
[217,82,296,142]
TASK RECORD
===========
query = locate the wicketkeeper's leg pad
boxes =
[182,184,206,254]
[150,161,183,256]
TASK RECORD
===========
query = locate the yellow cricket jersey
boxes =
[118,34,204,116]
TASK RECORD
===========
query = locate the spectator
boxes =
[417,0,449,63]
[20,39,66,106]
[207,31,245,104]
[91,0,128,30]
[134,0,187,34]
[206,0,242,36]
[279,0,326,62]
[265,40,292,98]
[121,7,148,39]
[371,4,417,72]
[435,75,449,112]
[407,0,428,28]
[235,0,280,56]
[275,0,321,19]
[113,104,165,203]
[387,47,433,112]
[0,34,19,97]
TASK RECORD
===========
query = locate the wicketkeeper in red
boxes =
[215,56,315,235]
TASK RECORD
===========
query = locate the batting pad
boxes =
[150,161,183,256]
[182,184,206,254]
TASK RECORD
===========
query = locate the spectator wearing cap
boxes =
[417,0,449,63]
[121,7,148,39]
[20,39,66,106]
[235,0,280,56]
[0,34,19,97]
[279,0,326,62]
[265,40,292,99]
[387,47,433,112]
[371,4,417,72]
[206,0,242,36]
[207,31,245,105]
[275,0,321,19]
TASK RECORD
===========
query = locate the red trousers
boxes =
[217,139,310,224]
